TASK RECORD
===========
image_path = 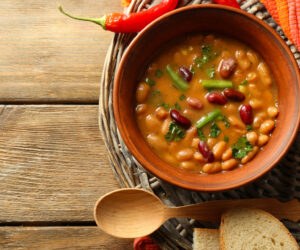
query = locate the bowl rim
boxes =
[113,4,300,191]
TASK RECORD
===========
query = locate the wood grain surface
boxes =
[0,227,133,249]
[0,0,134,248]
[0,0,120,103]
[0,105,119,222]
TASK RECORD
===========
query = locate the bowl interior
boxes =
[113,5,300,191]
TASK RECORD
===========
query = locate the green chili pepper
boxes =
[195,109,222,129]
[166,64,189,91]
[202,80,233,89]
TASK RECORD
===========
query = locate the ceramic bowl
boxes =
[113,5,300,191]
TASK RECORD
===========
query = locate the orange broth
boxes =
[135,33,278,173]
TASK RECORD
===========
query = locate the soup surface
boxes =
[135,33,278,173]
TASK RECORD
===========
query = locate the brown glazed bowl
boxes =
[113,5,300,191]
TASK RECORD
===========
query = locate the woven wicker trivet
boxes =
[99,0,300,249]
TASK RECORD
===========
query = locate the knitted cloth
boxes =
[260,0,299,50]
[122,0,299,50]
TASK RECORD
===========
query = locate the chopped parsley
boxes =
[195,54,210,68]
[224,136,229,142]
[165,122,185,142]
[232,136,253,159]
[179,94,186,101]
[190,66,195,74]
[241,80,248,85]
[197,128,207,141]
[195,45,219,69]
[225,120,230,128]
[216,115,230,128]
[161,102,170,109]
[151,89,161,96]
[155,69,163,78]
[175,102,181,111]
[205,66,215,79]
[246,125,253,132]
[202,45,212,53]
[209,122,221,138]
[145,77,156,86]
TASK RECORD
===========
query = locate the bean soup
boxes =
[135,33,278,173]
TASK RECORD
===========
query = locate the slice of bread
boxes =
[193,228,220,250]
[220,207,299,250]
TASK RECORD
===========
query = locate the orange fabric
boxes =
[258,0,300,50]
[275,0,292,38]
[262,0,280,23]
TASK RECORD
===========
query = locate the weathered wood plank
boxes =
[0,0,121,103]
[0,105,120,222]
[0,227,133,249]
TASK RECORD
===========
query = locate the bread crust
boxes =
[194,228,219,233]
[219,207,299,250]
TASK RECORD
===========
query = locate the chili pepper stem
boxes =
[58,6,106,30]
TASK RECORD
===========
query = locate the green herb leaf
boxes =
[205,67,215,79]
[161,102,170,109]
[209,122,221,138]
[175,102,181,111]
[165,122,185,142]
[155,69,163,78]
[202,45,212,54]
[225,120,230,128]
[145,77,156,86]
[197,128,207,141]
[179,94,186,101]
[216,115,230,128]
[224,136,229,142]
[241,80,248,85]
[195,46,218,68]
[191,66,195,74]
[195,54,210,68]
[246,125,253,131]
[151,89,161,96]
[216,115,226,121]
[232,136,253,159]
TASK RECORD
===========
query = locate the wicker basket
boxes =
[99,0,300,249]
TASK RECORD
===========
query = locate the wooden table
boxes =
[0,0,133,248]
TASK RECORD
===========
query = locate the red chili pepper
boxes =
[58,0,178,33]
[213,0,240,9]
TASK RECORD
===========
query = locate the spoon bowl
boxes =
[94,188,300,239]
[94,188,165,238]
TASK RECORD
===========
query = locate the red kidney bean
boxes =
[170,109,191,128]
[179,66,192,82]
[186,97,203,110]
[198,141,214,163]
[239,104,253,125]
[223,88,245,102]
[218,58,237,79]
[206,92,227,105]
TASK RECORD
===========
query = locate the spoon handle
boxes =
[166,198,300,222]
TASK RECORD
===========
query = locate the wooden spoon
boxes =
[94,188,300,238]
